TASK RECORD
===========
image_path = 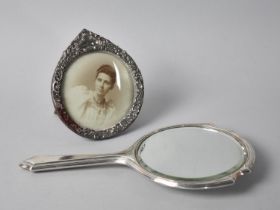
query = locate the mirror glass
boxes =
[137,127,245,180]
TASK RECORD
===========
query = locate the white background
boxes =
[0,0,279,209]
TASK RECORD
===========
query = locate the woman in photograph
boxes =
[65,65,116,129]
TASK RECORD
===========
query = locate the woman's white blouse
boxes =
[65,85,115,130]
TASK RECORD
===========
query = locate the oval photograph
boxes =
[63,52,134,130]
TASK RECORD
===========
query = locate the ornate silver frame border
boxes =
[51,29,144,140]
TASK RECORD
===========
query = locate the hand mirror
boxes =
[20,124,255,189]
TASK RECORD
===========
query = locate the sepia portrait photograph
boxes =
[63,52,134,130]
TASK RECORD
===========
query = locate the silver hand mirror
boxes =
[20,124,255,190]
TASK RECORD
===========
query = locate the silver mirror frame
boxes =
[20,123,255,190]
[130,123,255,189]
[51,29,144,140]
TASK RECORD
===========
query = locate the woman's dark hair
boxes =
[96,65,116,86]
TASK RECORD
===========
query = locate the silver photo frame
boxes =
[51,29,144,140]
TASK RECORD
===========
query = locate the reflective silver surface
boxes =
[20,124,255,190]
[137,127,245,179]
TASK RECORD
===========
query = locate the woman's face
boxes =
[95,72,113,96]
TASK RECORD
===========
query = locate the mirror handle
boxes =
[19,153,128,172]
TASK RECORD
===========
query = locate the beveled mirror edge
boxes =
[127,123,255,190]
[51,29,144,140]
